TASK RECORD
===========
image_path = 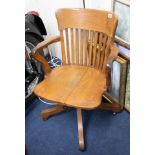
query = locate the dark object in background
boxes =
[25,11,47,109]
[83,0,85,8]
[25,145,29,155]
[25,11,47,40]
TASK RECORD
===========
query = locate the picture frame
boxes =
[112,0,130,49]
[103,56,127,108]
[124,64,130,111]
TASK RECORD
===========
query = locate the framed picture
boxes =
[125,64,130,111]
[103,56,127,108]
[112,0,130,48]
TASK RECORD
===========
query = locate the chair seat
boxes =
[33,65,107,109]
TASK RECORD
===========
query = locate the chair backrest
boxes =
[56,8,118,72]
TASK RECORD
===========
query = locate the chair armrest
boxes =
[33,35,61,75]
[107,44,119,65]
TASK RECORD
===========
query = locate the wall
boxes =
[85,0,112,11]
[25,0,112,58]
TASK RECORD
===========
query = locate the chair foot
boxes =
[41,105,65,120]
[77,109,85,151]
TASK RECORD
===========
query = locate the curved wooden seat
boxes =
[33,65,106,109]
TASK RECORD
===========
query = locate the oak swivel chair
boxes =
[33,8,121,151]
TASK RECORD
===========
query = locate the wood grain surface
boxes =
[34,65,106,109]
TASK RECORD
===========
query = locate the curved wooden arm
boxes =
[33,35,61,75]
[107,44,119,64]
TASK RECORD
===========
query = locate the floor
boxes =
[25,99,130,155]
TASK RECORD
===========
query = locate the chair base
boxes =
[40,102,121,151]
[41,105,85,151]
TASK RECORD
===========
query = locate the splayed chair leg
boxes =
[98,103,122,113]
[41,105,65,120]
[77,109,85,151]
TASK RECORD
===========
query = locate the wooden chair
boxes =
[33,8,121,151]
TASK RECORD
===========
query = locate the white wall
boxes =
[85,0,112,11]
[25,0,112,58]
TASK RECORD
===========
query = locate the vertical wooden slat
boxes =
[60,30,66,64]
[102,38,111,72]
[80,30,84,65]
[96,33,103,68]
[76,29,79,64]
[99,34,107,70]
[70,28,74,64]
[92,32,98,67]
[83,30,89,65]
[65,28,70,64]
[88,31,93,66]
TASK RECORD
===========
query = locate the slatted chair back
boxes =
[55,8,118,72]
